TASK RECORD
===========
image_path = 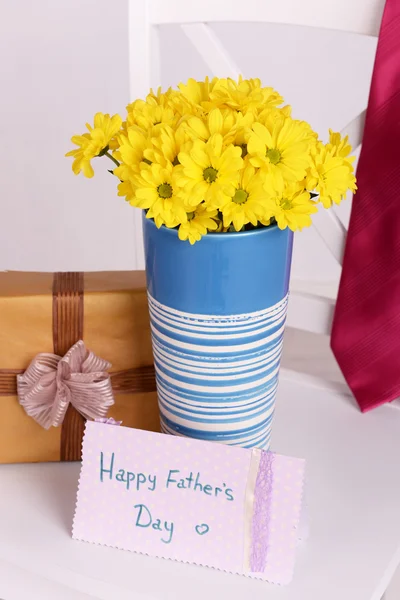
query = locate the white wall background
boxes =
[0,0,377,282]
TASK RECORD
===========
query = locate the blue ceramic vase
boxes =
[143,214,293,449]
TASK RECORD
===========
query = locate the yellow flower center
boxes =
[280,198,292,210]
[157,183,173,199]
[233,188,248,204]
[203,167,218,183]
[266,148,281,165]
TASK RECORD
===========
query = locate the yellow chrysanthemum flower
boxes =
[182,108,237,145]
[146,86,176,106]
[66,112,122,178]
[178,77,218,109]
[178,203,219,245]
[306,142,357,208]
[209,77,284,114]
[117,179,137,203]
[230,110,255,152]
[168,94,202,119]
[126,96,177,131]
[147,124,191,167]
[114,126,153,182]
[268,185,318,231]
[327,130,356,168]
[221,162,267,231]
[133,163,187,228]
[247,115,313,191]
[258,105,292,121]
[146,201,187,229]
[184,107,255,159]
[178,134,243,208]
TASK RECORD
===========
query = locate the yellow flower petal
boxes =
[208,109,223,135]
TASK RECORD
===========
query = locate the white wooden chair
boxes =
[128,0,385,339]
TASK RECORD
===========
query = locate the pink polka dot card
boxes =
[72,421,305,585]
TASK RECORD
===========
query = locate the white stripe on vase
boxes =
[148,300,288,334]
[148,294,288,323]
[152,340,283,370]
[153,350,281,382]
[150,322,286,354]
[156,379,278,410]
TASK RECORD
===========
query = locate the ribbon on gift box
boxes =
[17,340,115,430]
[0,272,157,461]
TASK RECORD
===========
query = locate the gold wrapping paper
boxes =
[0,271,159,464]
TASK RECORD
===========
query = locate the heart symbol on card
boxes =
[195,523,210,536]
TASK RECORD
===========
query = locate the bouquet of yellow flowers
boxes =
[67,76,357,245]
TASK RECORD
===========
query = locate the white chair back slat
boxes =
[340,110,367,150]
[149,0,385,37]
[286,289,336,335]
[128,0,161,106]
[312,208,347,266]
[128,0,162,268]
[180,24,241,79]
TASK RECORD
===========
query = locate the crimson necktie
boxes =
[331,0,400,412]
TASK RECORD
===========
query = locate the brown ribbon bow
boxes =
[17,341,115,430]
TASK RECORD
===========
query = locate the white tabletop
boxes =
[1,374,400,600]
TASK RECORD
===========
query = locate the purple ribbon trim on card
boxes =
[250,450,275,573]
[95,417,122,426]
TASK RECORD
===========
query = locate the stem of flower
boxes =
[104,151,120,169]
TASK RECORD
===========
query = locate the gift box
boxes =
[0,271,159,464]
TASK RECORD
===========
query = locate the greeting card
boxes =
[73,421,305,585]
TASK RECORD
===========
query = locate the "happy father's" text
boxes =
[99,452,235,501]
